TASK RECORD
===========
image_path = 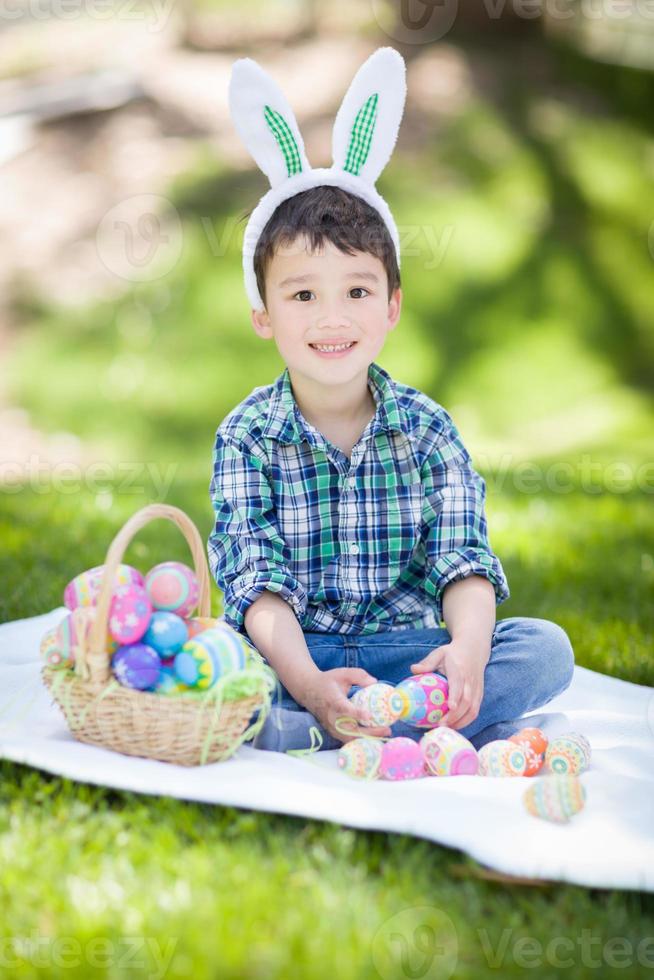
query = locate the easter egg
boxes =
[40,609,118,670]
[545,733,591,776]
[185,616,222,640]
[64,564,144,611]
[478,739,527,777]
[421,727,479,777]
[509,727,548,776]
[523,774,586,823]
[349,683,404,727]
[153,665,193,697]
[108,583,152,645]
[145,561,199,618]
[111,643,160,690]
[174,626,246,690]
[40,627,70,669]
[380,737,425,781]
[142,611,188,658]
[395,672,449,728]
[337,738,383,779]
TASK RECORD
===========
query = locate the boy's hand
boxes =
[410,642,488,732]
[296,668,393,744]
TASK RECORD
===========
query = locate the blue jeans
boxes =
[251,617,575,753]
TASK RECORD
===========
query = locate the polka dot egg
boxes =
[421,727,479,777]
[142,611,188,659]
[337,738,382,780]
[395,672,449,728]
[545,733,591,776]
[380,737,425,781]
[523,774,586,823]
[64,563,144,611]
[111,643,160,690]
[349,682,404,727]
[108,583,152,645]
[478,739,527,777]
[145,562,199,619]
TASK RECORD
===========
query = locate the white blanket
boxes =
[1,607,653,892]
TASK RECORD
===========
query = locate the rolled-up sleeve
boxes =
[207,431,308,634]
[421,414,509,619]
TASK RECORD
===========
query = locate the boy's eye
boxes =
[292,287,370,301]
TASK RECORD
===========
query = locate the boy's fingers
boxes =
[343,668,378,686]
[410,647,446,673]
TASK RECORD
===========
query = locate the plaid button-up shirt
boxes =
[207,361,509,637]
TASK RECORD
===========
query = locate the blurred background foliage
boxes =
[1,0,653,684]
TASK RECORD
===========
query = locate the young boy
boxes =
[207,50,574,753]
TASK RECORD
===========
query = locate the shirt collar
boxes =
[260,361,409,445]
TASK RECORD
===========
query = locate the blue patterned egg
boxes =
[153,665,192,696]
[111,643,160,690]
[142,611,188,658]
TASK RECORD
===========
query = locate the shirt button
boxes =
[348,477,356,488]
[346,605,357,616]
[349,543,359,555]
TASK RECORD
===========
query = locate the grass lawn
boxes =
[1,36,653,978]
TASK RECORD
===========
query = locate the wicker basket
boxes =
[42,503,275,766]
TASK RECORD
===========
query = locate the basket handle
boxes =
[86,503,212,686]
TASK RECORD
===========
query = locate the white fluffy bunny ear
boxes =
[228,57,311,189]
[332,47,407,185]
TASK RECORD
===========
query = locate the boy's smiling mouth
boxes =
[308,341,357,357]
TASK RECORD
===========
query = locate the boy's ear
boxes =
[251,307,273,339]
[387,287,402,330]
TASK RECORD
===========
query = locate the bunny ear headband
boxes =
[228,46,407,311]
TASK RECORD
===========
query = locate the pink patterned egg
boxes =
[421,727,479,776]
[380,737,425,781]
[396,672,450,728]
[145,562,199,618]
[63,564,144,611]
[108,583,152,645]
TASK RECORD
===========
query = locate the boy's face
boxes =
[250,235,401,387]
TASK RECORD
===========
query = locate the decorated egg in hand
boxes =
[421,727,479,776]
[349,682,404,727]
[108,583,152,645]
[523,774,586,823]
[337,737,382,780]
[396,672,449,728]
[142,611,188,658]
[111,643,160,690]
[174,626,246,690]
[545,733,591,775]
[145,562,199,618]
[478,739,527,777]
[64,564,144,611]
[380,737,425,781]
[509,727,548,776]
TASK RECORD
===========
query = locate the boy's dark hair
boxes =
[246,185,400,309]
